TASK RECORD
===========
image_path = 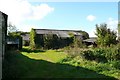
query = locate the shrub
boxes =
[73,48,106,62]
[103,44,120,61]
[82,47,120,62]
[93,48,106,61]
[65,47,81,58]
[73,37,87,48]
[81,50,94,60]
[64,44,120,63]
[43,34,59,49]
[30,28,36,49]
[109,61,120,69]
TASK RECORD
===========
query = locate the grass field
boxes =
[21,48,67,63]
[3,47,119,79]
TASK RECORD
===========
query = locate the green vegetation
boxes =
[4,23,120,79]
[30,28,36,49]
[28,29,89,49]
[43,34,59,49]
[3,47,120,79]
[68,32,86,48]
[60,56,120,79]
[22,47,67,63]
[7,31,23,50]
[95,23,117,47]
[73,37,85,48]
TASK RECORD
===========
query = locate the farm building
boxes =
[34,29,83,38]
[21,29,86,48]
[83,37,97,47]
[21,33,30,46]
[6,36,22,50]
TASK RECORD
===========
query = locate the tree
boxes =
[7,22,18,34]
[30,28,36,49]
[7,23,23,50]
[7,23,20,37]
[95,23,117,47]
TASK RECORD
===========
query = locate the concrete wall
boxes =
[0,11,2,80]
[0,11,8,80]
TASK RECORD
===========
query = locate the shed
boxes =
[7,36,22,50]
[83,37,97,47]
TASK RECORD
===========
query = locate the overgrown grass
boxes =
[60,44,120,79]
[3,47,119,79]
[59,56,120,79]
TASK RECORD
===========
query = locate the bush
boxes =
[73,37,87,48]
[103,44,120,61]
[81,46,120,62]
[81,50,94,60]
[93,48,107,62]
[80,49,107,63]
[109,61,120,69]
[64,47,81,58]
[43,34,59,49]
[64,44,120,63]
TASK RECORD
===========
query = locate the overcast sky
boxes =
[0,0,119,37]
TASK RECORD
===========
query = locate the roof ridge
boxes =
[34,29,81,32]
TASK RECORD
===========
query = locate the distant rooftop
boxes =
[83,37,97,43]
[34,29,83,38]
[21,29,84,41]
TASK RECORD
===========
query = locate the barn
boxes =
[21,29,84,48]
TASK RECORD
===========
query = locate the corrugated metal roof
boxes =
[21,29,84,40]
[35,29,83,38]
[57,31,70,38]
[35,29,50,34]
[83,37,97,43]
[35,29,71,38]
